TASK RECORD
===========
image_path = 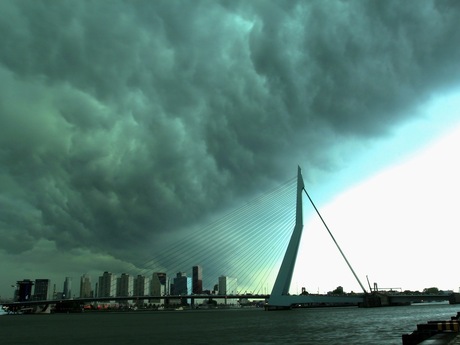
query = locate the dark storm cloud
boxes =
[1,0,460,263]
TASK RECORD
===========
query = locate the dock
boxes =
[403,312,460,344]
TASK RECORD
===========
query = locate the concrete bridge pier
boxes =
[360,293,390,308]
[449,293,460,304]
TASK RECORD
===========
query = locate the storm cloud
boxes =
[1,0,460,279]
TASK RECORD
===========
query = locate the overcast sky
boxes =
[1,0,460,299]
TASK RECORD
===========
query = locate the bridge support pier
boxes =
[267,167,304,309]
[449,293,460,304]
[360,293,389,308]
[267,167,367,310]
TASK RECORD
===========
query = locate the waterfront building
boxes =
[52,283,58,299]
[34,279,51,300]
[192,265,203,294]
[16,279,34,301]
[218,276,238,295]
[150,272,166,304]
[80,274,92,298]
[116,273,133,296]
[172,272,192,305]
[54,292,65,299]
[98,271,116,298]
[133,275,148,296]
[116,273,133,305]
[63,277,72,299]
[172,272,192,295]
[133,275,149,306]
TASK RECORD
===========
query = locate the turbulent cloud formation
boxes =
[1,0,460,288]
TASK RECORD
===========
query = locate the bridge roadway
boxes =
[266,292,460,309]
[2,294,270,309]
[2,293,363,309]
[382,293,459,305]
[3,292,458,310]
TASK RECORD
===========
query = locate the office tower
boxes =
[16,279,34,301]
[116,273,133,297]
[218,276,238,295]
[63,277,72,299]
[192,265,203,294]
[151,272,166,295]
[34,279,51,300]
[173,272,191,295]
[173,272,192,306]
[116,273,133,305]
[80,274,92,298]
[133,275,148,296]
[150,272,166,304]
[98,271,116,298]
[133,275,149,307]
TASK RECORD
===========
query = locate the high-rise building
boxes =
[63,277,72,299]
[34,279,51,300]
[192,265,203,294]
[98,271,116,298]
[116,273,133,305]
[218,276,238,295]
[150,272,166,304]
[133,275,148,296]
[151,272,166,296]
[116,273,133,297]
[173,272,191,295]
[133,275,149,307]
[172,272,192,306]
[80,274,92,298]
[16,279,34,302]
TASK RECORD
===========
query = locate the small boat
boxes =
[0,305,9,315]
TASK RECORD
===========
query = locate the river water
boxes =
[1,303,459,344]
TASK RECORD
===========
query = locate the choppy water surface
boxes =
[1,303,459,344]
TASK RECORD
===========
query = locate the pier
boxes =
[403,311,460,345]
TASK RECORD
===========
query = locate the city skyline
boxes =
[9,266,243,301]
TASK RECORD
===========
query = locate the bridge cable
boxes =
[105,176,298,297]
[302,187,368,294]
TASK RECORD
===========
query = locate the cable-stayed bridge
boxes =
[96,173,300,299]
[5,174,298,311]
[143,174,299,295]
[4,167,460,312]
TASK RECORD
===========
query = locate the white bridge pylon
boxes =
[267,166,366,309]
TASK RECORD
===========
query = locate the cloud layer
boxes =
[1,0,460,286]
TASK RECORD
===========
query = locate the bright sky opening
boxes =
[293,91,460,294]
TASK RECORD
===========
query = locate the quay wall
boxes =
[402,311,460,345]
